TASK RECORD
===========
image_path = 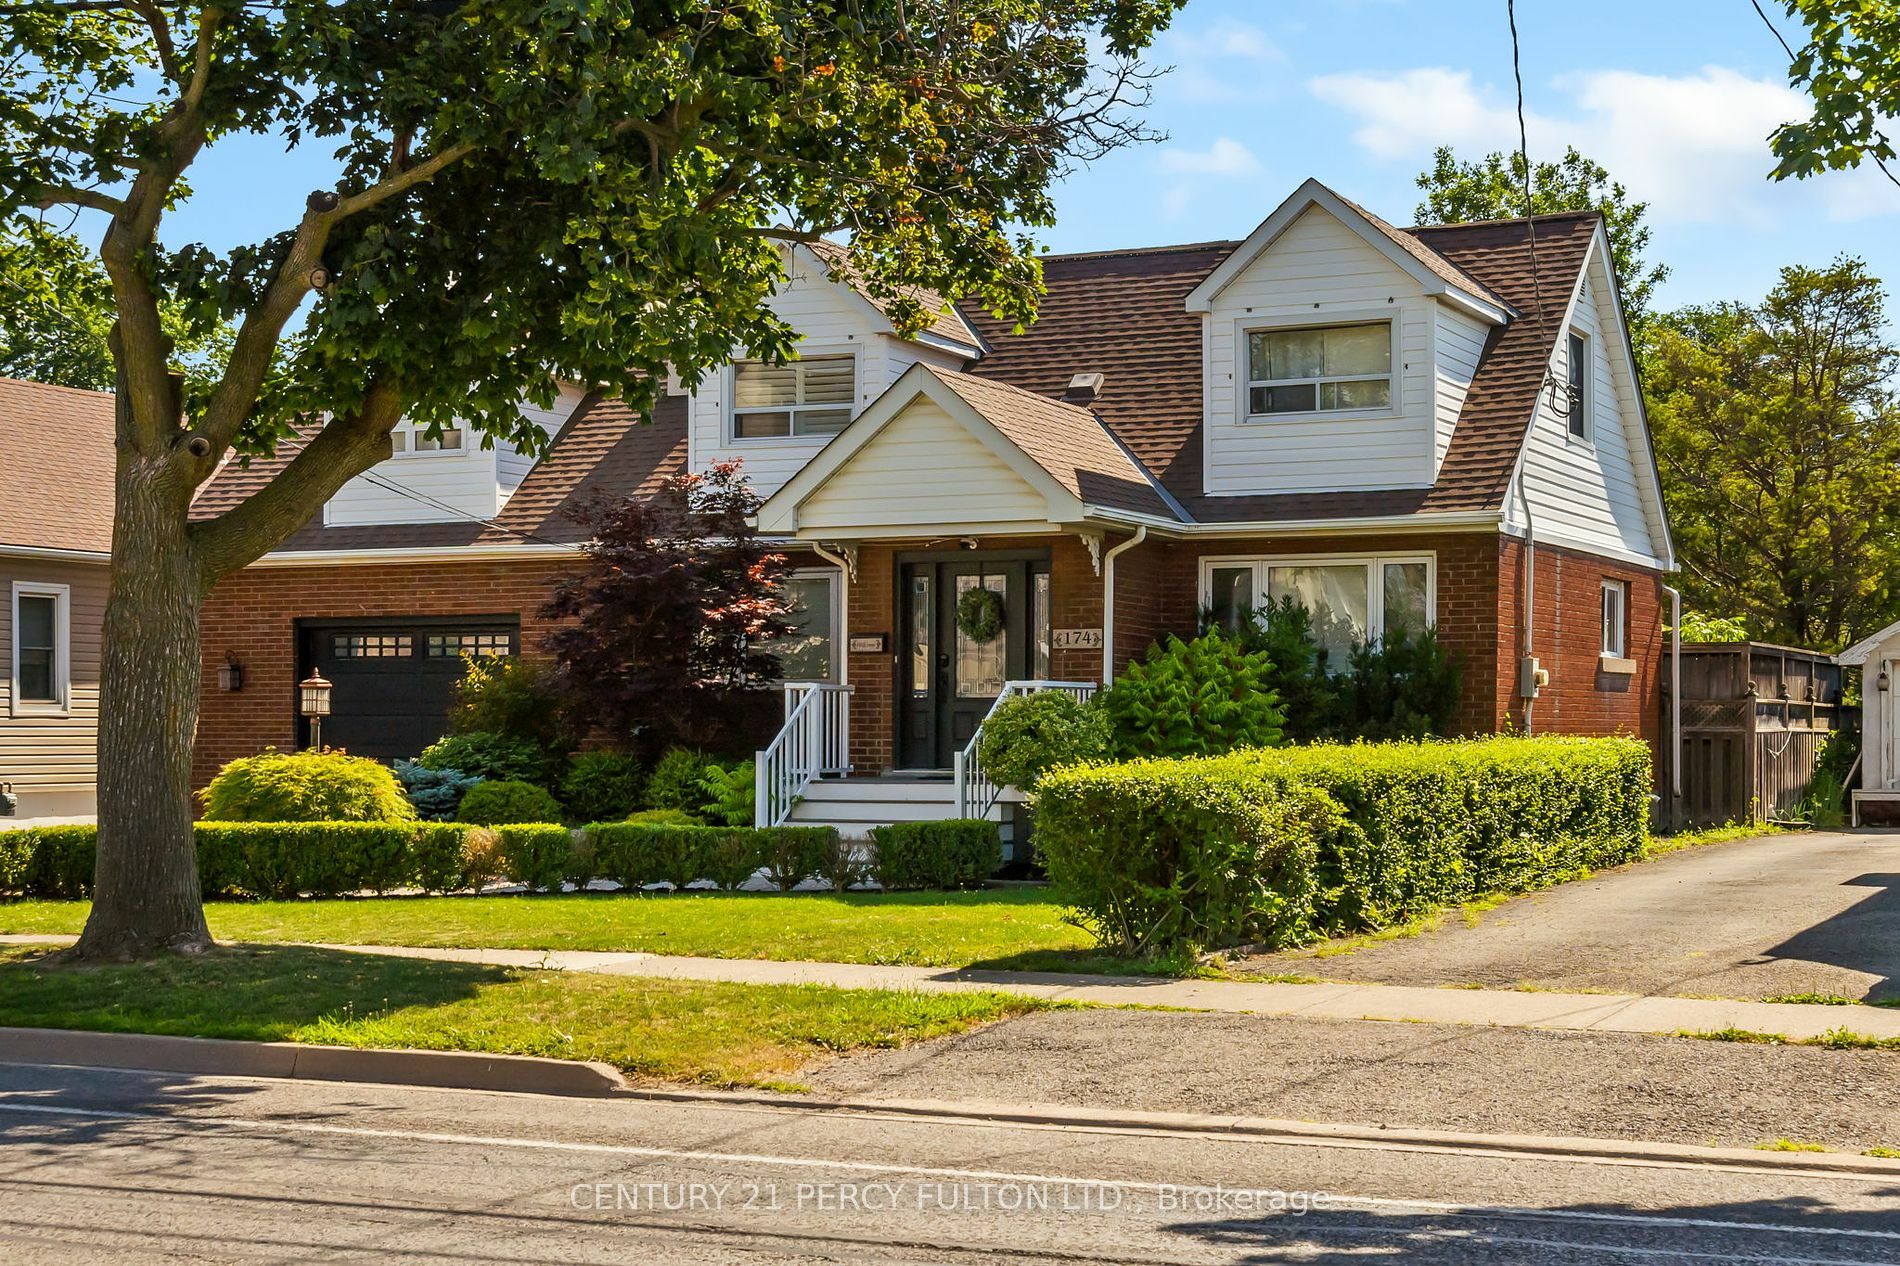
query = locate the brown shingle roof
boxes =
[191,393,688,552]
[0,377,116,554]
[927,367,1177,519]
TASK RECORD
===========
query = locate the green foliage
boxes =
[646,748,716,815]
[1413,144,1668,325]
[589,822,832,891]
[1101,633,1285,758]
[1643,259,1900,649]
[559,751,646,824]
[594,822,706,891]
[977,692,1112,791]
[870,821,1003,891]
[1798,727,1861,828]
[762,828,837,892]
[456,780,563,826]
[449,655,568,749]
[1035,763,1334,955]
[1212,596,1341,742]
[821,835,872,893]
[1334,628,1463,741]
[699,830,771,890]
[1676,611,1752,643]
[0,824,96,899]
[393,760,481,821]
[494,825,576,893]
[1035,737,1652,955]
[410,824,486,895]
[418,731,555,786]
[624,808,701,826]
[697,759,757,827]
[1766,3,1900,182]
[201,749,416,823]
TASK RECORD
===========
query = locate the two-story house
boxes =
[190,179,1674,835]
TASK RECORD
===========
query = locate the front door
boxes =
[898,555,1049,769]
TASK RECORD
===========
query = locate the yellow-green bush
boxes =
[200,749,415,822]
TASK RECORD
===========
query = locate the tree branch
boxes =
[189,384,406,579]
[29,183,127,215]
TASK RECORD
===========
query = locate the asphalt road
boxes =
[3,1062,1900,1264]
[1244,830,1900,1001]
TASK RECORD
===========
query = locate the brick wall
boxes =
[195,557,570,787]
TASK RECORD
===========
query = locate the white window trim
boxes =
[388,421,469,460]
[1564,329,1593,448]
[1235,313,1402,425]
[11,580,71,717]
[726,347,861,445]
[775,568,842,683]
[1199,550,1436,646]
[1600,579,1628,661]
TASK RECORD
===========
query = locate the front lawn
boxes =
[0,888,1105,971]
[0,945,1053,1089]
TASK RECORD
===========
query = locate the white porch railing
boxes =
[953,680,1097,820]
[755,682,853,828]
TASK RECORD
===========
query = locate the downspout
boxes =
[811,542,852,687]
[1100,526,1148,686]
[1663,584,1682,803]
[1518,477,1537,736]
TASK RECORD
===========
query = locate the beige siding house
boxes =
[0,377,114,819]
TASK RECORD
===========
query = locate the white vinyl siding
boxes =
[687,249,965,499]
[794,399,1049,533]
[1503,243,1669,565]
[1204,206,1436,495]
[1433,304,1487,473]
[0,559,103,815]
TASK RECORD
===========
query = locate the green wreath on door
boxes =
[955,585,1005,644]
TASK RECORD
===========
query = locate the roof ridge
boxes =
[0,374,114,398]
[1407,209,1602,234]
[1031,239,1239,264]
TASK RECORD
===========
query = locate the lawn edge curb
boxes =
[0,1026,626,1098]
[613,1087,1900,1179]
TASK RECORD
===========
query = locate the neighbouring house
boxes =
[187,179,1675,837]
[1838,621,1900,826]
[0,377,116,819]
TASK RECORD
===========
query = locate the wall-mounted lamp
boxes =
[1879,671,1891,693]
[216,654,244,693]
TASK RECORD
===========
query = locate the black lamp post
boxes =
[299,670,332,750]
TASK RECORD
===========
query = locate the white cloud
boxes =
[1308,64,1898,226]
[1157,18,1285,105]
[1168,19,1285,62]
[1159,137,1264,178]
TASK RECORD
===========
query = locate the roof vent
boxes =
[1062,372,1105,406]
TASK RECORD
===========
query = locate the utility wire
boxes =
[1504,0,1574,420]
[1750,0,1900,191]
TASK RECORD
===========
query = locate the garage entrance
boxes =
[296,617,521,761]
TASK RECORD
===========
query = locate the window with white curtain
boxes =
[1244,321,1393,417]
[732,354,856,439]
[1203,554,1434,665]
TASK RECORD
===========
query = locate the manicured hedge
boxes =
[870,820,1003,891]
[494,824,577,893]
[1035,736,1651,955]
[590,823,838,891]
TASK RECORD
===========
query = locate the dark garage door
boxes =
[297,618,520,761]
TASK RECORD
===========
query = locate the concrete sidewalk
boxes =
[10,933,1900,1041]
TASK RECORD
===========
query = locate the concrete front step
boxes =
[785,776,1003,839]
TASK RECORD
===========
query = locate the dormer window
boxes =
[389,424,464,456]
[1246,321,1392,417]
[733,354,856,439]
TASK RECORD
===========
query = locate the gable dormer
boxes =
[1185,180,1512,498]
[685,243,984,498]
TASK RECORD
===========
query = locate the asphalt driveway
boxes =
[1241,830,1900,1003]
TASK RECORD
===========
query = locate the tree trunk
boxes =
[70,451,211,959]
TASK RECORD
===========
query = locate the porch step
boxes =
[785,776,998,839]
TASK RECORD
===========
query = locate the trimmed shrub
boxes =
[196,822,418,899]
[977,692,1112,792]
[625,808,699,826]
[589,823,837,891]
[1,824,97,899]
[395,760,481,821]
[495,824,575,892]
[457,779,564,826]
[1101,633,1285,758]
[419,731,554,785]
[1034,762,1335,955]
[763,827,836,891]
[201,749,415,822]
[0,828,31,894]
[412,823,482,894]
[821,834,871,892]
[870,820,1002,891]
[594,821,707,890]
[645,747,714,815]
[459,827,507,892]
[699,828,770,890]
[1035,736,1652,955]
[560,751,645,824]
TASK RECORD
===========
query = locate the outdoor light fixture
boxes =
[1879,671,1891,693]
[299,670,333,750]
[216,654,244,693]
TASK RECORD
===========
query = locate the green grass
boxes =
[1678,1026,1900,1051]
[1642,821,1784,860]
[1761,992,1900,1008]
[0,945,1054,1089]
[0,888,1124,972]
[1865,1147,1900,1159]
[1756,1137,1829,1153]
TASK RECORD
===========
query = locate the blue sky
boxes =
[156,0,1895,314]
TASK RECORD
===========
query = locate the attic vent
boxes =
[1062,372,1106,406]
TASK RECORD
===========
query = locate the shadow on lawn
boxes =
[0,944,513,1042]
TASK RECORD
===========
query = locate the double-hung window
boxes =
[1204,554,1433,665]
[11,582,69,715]
[1245,322,1392,417]
[732,354,855,439]
[1566,330,1591,442]
[1601,580,1628,661]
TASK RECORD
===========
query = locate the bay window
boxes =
[1245,321,1393,417]
[732,354,856,439]
[1204,554,1433,664]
